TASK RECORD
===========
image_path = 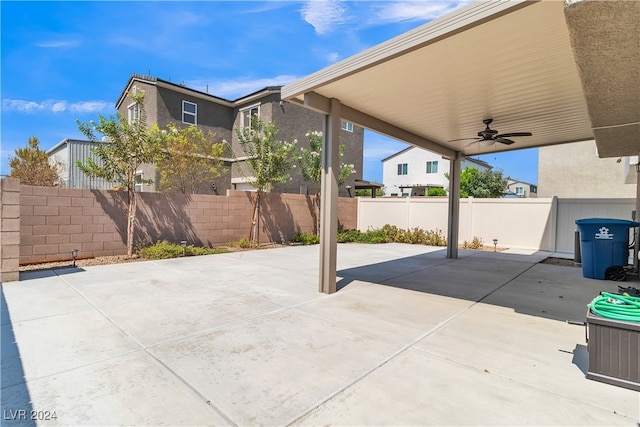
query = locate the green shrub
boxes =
[138,240,228,259]
[291,232,320,245]
[427,187,447,196]
[463,236,484,249]
[337,229,362,243]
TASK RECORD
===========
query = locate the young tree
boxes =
[354,187,386,197]
[297,130,356,233]
[235,118,296,242]
[151,123,226,194]
[456,167,508,198]
[75,93,159,257]
[8,136,61,186]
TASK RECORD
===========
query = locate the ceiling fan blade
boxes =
[448,137,481,142]
[464,140,480,148]
[495,132,532,138]
[495,138,515,145]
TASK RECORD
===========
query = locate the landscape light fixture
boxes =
[71,249,79,267]
[181,241,187,256]
[493,239,498,252]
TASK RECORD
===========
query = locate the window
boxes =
[134,172,144,192]
[127,103,140,124]
[397,163,408,175]
[515,186,524,196]
[341,121,354,132]
[182,100,197,125]
[240,104,260,129]
[426,161,438,174]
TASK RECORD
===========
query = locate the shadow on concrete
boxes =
[0,286,36,427]
[18,267,86,282]
[571,343,589,376]
[336,249,601,323]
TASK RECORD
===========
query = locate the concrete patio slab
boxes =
[414,302,639,418]
[294,347,632,426]
[296,283,472,345]
[149,308,402,426]
[3,352,230,426]
[101,288,282,347]
[1,244,638,426]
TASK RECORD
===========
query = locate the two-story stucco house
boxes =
[506,179,537,198]
[382,146,491,196]
[114,74,363,196]
[538,140,637,198]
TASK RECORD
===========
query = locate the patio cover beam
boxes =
[301,92,456,159]
[318,98,341,294]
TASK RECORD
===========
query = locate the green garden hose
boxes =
[589,292,640,322]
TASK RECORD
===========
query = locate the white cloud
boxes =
[186,75,302,99]
[301,0,347,35]
[2,99,112,114]
[374,1,474,23]
[325,52,340,63]
[35,39,80,48]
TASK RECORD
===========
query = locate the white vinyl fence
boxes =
[357,197,637,254]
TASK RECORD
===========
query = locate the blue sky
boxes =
[1,1,538,185]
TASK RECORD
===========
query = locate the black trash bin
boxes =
[575,218,640,280]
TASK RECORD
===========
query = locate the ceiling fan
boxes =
[450,118,532,147]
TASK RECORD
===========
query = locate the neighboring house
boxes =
[47,139,119,190]
[114,74,363,196]
[538,140,637,198]
[382,146,492,196]
[506,179,537,198]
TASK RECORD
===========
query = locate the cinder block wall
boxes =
[16,185,357,264]
[1,179,21,282]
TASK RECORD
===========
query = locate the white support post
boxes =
[447,152,462,259]
[318,98,341,294]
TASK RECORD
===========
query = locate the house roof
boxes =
[115,73,283,110]
[282,0,639,160]
[46,138,107,155]
[380,146,414,163]
[507,178,536,187]
[381,145,492,170]
[354,179,383,189]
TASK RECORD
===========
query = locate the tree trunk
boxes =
[249,190,261,242]
[126,189,137,258]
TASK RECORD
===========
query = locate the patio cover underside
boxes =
[282,0,640,293]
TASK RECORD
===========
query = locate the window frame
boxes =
[397,163,408,175]
[240,103,260,129]
[341,121,354,132]
[127,102,140,125]
[426,160,438,174]
[515,186,525,196]
[134,172,144,193]
[182,100,197,125]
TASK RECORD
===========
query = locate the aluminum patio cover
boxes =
[282,0,640,293]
